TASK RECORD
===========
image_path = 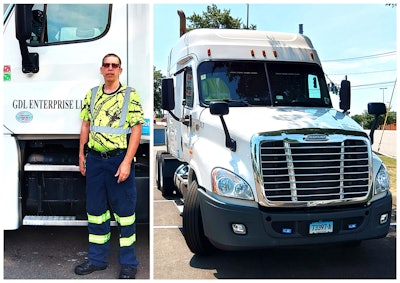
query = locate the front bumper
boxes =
[199,190,392,251]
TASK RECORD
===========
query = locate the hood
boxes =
[202,107,364,141]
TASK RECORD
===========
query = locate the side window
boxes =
[29,4,110,45]
[184,68,194,108]
[308,74,321,99]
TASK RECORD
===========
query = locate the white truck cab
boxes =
[157,21,391,255]
[3,4,151,229]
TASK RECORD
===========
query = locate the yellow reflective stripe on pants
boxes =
[113,213,135,226]
[120,234,136,247]
[89,232,111,244]
[87,210,111,224]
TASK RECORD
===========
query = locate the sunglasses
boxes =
[102,63,120,68]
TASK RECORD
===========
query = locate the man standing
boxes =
[75,53,144,279]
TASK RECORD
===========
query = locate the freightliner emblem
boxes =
[304,134,328,141]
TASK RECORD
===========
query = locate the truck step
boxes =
[23,215,117,226]
[24,163,80,172]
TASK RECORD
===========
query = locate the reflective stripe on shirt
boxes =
[89,86,132,135]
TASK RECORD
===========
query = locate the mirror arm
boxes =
[167,110,180,122]
[18,40,39,73]
[218,115,236,152]
[369,115,379,145]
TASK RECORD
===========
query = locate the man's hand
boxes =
[115,159,132,183]
[79,120,90,177]
[79,154,86,176]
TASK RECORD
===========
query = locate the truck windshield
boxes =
[198,61,332,108]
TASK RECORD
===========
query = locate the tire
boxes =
[182,180,215,255]
[157,151,182,197]
[155,150,167,191]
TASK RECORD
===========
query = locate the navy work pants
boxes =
[85,152,138,268]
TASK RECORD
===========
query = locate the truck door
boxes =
[181,67,196,161]
[4,4,128,135]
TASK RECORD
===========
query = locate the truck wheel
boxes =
[156,150,174,196]
[182,180,215,255]
[155,150,167,191]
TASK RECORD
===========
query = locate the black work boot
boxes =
[74,260,107,275]
[119,265,137,279]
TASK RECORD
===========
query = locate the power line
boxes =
[352,81,396,89]
[328,68,396,76]
[322,51,396,62]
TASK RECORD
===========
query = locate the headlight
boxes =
[374,164,390,195]
[211,168,254,200]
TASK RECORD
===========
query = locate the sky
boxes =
[153,2,397,115]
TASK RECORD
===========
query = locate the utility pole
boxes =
[246,4,249,29]
[380,87,387,103]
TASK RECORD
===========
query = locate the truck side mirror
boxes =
[368,102,386,145]
[161,78,175,111]
[15,4,39,73]
[210,101,229,116]
[15,4,34,41]
[161,78,181,122]
[368,102,386,116]
[339,79,351,112]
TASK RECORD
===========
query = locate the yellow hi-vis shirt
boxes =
[80,84,145,152]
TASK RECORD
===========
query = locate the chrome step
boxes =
[24,163,80,172]
[23,215,117,226]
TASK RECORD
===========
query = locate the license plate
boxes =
[309,221,333,234]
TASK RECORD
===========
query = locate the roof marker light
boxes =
[262,50,266,57]
[310,52,315,60]
[250,49,255,57]
[207,48,211,56]
[273,50,278,58]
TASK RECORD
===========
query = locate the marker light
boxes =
[207,48,211,56]
[262,50,266,57]
[273,50,278,58]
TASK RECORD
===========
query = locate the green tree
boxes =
[187,4,256,30]
[153,66,163,117]
[384,111,397,126]
[352,110,396,129]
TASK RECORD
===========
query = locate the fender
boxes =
[3,133,21,229]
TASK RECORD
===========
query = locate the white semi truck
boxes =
[156,15,391,255]
[3,4,151,230]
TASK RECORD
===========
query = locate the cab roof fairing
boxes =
[168,28,322,74]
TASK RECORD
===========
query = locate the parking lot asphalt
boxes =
[4,224,149,279]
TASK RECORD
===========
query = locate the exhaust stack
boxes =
[178,9,186,37]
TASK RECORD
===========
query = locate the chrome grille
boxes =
[260,138,370,203]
